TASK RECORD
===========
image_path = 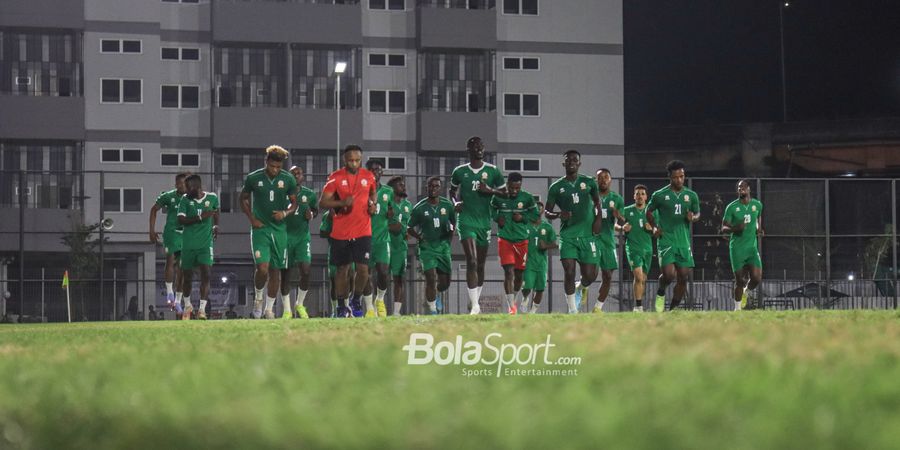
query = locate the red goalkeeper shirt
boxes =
[322,167,376,240]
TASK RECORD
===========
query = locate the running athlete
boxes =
[280,165,317,319]
[408,177,456,315]
[721,179,764,311]
[490,172,537,314]
[177,175,219,320]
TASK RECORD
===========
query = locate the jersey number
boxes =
[433,218,440,228]
[471,180,480,192]
[571,193,580,204]
[675,204,682,215]
[197,208,202,217]
[639,219,644,228]
[744,214,751,224]
[269,190,274,202]
[376,203,381,215]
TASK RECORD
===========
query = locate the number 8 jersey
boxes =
[241,168,298,232]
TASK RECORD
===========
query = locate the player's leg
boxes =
[424,268,439,314]
[437,270,451,314]
[575,238,600,311]
[498,238,515,312]
[295,262,311,319]
[180,263,193,320]
[510,240,527,314]
[350,238,371,318]
[460,236,480,310]
[732,267,746,311]
[280,266,294,319]
[390,244,407,316]
[671,266,691,310]
[198,264,210,320]
[513,269,524,314]
[632,267,646,312]
[392,274,404,316]
[594,269,614,313]
[745,265,762,309]
[362,268,375,318]
[164,252,177,307]
[656,263,676,312]
[373,239,391,316]
[562,258,578,313]
[531,290,544,313]
[334,264,351,318]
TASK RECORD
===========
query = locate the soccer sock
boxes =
[363,294,374,312]
[506,293,515,309]
[182,295,191,309]
[393,302,402,316]
[343,298,350,308]
[467,288,479,308]
[255,288,265,302]
[656,286,666,297]
[282,294,291,312]
[165,282,174,295]
[264,296,276,312]
[476,285,483,299]
[199,299,207,312]
[596,300,605,311]
[566,294,576,312]
[375,288,386,303]
[635,299,642,308]
[427,300,437,312]
[530,302,540,314]
[175,292,182,305]
[734,300,742,311]
[634,306,643,312]
[331,299,338,311]
[297,289,308,308]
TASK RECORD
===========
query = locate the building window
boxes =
[368,53,405,67]
[503,0,537,15]
[161,85,200,109]
[101,79,142,103]
[503,158,540,172]
[290,47,362,110]
[503,56,539,71]
[215,45,286,107]
[1,30,82,97]
[366,156,406,171]
[418,52,495,112]
[369,0,404,10]
[100,148,143,163]
[103,188,143,213]
[369,90,406,113]
[100,39,142,54]
[161,47,201,61]
[161,153,200,167]
[503,93,539,116]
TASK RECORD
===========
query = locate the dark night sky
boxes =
[624,0,900,128]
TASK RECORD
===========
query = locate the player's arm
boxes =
[686,192,701,223]
[591,188,602,235]
[544,188,561,220]
[757,212,765,238]
[306,192,319,221]
[318,178,351,210]
[406,211,422,242]
[212,200,220,241]
[388,207,402,233]
[275,193,298,222]
[448,203,457,244]
[539,231,559,250]
[148,202,162,243]
[176,198,196,226]
[367,180,377,216]
[449,170,463,213]
[239,190,263,230]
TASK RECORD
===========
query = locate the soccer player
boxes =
[449,136,505,314]
[176,175,219,320]
[280,165,318,319]
[319,145,377,318]
[149,172,190,313]
[362,159,394,318]
[320,210,355,317]
[388,176,412,316]
[646,160,700,312]
[408,177,456,315]
[520,202,558,314]
[581,168,625,313]
[546,150,601,314]
[620,184,657,312]
[491,172,537,314]
[240,145,298,319]
[721,179,764,311]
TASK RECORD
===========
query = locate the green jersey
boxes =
[176,192,219,250]
[155,189,183,233]
[371,184,395,244]
[491,190,537,242]
[449,162,505,230]
[647,185,699,249]
[285,186,317,238]
[546,174,598,240]
[390,198,413,249]
[723,198,763,251]
[597,190,625,244]
[409,197,456,244]
[525,219,557,273]
[320,210,333,235]
[623,204,656,254]
[241,168,298,231]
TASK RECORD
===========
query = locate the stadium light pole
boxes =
[779,1,789,122]
[334,62,347,171]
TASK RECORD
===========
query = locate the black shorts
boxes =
[330,236,371,267]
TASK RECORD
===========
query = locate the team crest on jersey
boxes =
[404,206,409,213]
[255,250,261,258]
[257,181,263,187]
[382,194,388,201]
[517,202,524,209]
[362,179,368,186]
[341,180,348,186]
[559,188,565,193]
[751,205,757,212]
[665,195,670,200]
[541,229,547,235]
[684,195,689,202]
[424,211,430,217]
[608,200,615,208]
[440,208,447,215]
[580,183,586,190]
[278,180,284,188]
[481,172,488,180]
[736,207,741,212]
[301,195,308,203]
[204,201,210,207]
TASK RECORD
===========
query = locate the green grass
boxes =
[1,310,900,449]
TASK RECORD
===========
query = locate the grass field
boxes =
[1,310,900,449]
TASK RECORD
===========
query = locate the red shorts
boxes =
[498,238,528,271]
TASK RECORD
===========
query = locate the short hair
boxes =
[564,149,581,158]
[634,184,648,192]
[365,159,383,170]
[466,136,482,149]
[289,165,304,172]
[342,144,362,155]
[426,176,442,186]
[265,145,289,162]
[387,176,404,188]
[737,178,750,187]
[185,174,201,184]
[507,172,523,184]
[596,168,611,176]
[666,159,686,175]
[175,172,191,181]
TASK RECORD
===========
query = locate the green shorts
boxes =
[595,237,619,271]
[370,238,391,266]
[163,229,182,256]
[419,241,451,274]
[457,224,491,247]
[287,236,311,267]
[730,246,762,272]
[559,236,600,265]
[626,249,652,275]
[523,268,547,292]
[658,245,694,269]
[251,227,288,270]
[390,243,408,277]
[181,246,213,270]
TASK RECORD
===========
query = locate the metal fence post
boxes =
[824,179,831,309]
[893,179,898,309]
[18,170,25,317]
[99,171,105,321]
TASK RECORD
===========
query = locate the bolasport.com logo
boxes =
[402,333,582,378]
